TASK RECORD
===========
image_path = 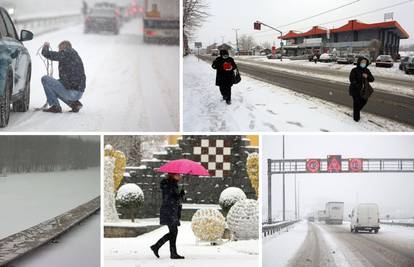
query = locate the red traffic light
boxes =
[254,22,261,30]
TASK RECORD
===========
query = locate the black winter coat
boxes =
[42,47,86,92]
[159,178,183,226]
[212,56,238,87]
[349,57,374,96]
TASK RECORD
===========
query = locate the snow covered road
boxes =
[105,221,259,267]
[264,221,414,267]
[183,55,413,132]
[2,19,179,132]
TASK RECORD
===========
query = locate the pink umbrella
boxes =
[157,159,210,176]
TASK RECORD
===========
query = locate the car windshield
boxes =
[90,9,115,17]
[379,55,392,60]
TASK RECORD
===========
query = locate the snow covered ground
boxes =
[263,221,414,267]
[12,212,100,267]
[104,221,259,267]
[183,55,413,132]
[3,19,179,132]
[0,168,100,239]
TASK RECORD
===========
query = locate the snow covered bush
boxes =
[104,157,118,222]
[104,144,126,191]
[219,187,247,215]
[247,153,259,197]
[115,183,144,222]
[227,199,259,240]
[191,208,226,242]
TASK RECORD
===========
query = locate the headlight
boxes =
[7,8,15,15]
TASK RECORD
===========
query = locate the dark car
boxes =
[399,56,414,74]
[375,55,394,68]
[84,8,120,35]
[0,7,33,128]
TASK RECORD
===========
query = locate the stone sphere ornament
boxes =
[219,187,247,214]
[227,199,259,240]
[191,208,226,242]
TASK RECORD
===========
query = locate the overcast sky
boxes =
[261,135,414,222]
[193,0,414,48]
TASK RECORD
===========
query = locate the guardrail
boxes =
[14,13,83,36]
[0,196,100,266]
[262,220,300,237]
[381,221,414,227]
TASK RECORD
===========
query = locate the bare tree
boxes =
[369,39,381,59]
[239,35,257,52]
[261,41,272,49]
[183,0,209,56]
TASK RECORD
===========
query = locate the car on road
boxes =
[399,56,414,74]
[337,54,355,64]
[350,203,380,233]
[375,55,394,68]
[267,53,282,59]
[319,53,336,62]
[84,8,120,35]
[0,7,33,128]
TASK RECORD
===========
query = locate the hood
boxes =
[220,49,229,56]
[356,56,370,67]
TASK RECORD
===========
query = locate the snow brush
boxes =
[35,45,54,111]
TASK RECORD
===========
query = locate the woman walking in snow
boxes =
[212,49,240,105]
[349,56,375,122]
[150,174,185,259]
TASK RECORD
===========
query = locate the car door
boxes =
[1,9,28,95]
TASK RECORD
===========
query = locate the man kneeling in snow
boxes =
[41,41,86,113]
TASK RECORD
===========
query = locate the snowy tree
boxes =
[219,187,247,215]
[239,35,257,52]
[191,208,226,243]
[261,41,272,49]
[104,157,119,222]
[183,0,209,55]
[227,199,259,240]
[116,183,144,222]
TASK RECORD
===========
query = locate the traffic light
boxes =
[254,22,261,30]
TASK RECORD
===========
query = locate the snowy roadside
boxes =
[183,55,413,132]
[236,57,414,97]
[262,220,307,267]
[104,221,259,267]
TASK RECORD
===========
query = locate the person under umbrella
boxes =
[150,173,185,259]
[150,159,209,259]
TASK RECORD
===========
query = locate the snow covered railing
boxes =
[14,13,83,36]
[0,196,100,266]
[262,220,299,237]
[381,221,414,227]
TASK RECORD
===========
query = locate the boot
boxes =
[69,101,83,113]
[150,234,169,258]
[170,245,184,259]
[43,105,62,113]
[150,244,160,258]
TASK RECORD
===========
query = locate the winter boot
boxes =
[170,245,185,259]
[43,105,62,113]
[150,234,169,258]
[69,101,83,113]
[150,244,160,258]
[226,99,231,105]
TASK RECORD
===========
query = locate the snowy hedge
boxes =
[219,187,247,215]
[191,208,226,242]
[247,153,259,197]
[227,199,259,240]
[115,183,144,222]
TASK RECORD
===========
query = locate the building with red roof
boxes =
[279,19,409,58]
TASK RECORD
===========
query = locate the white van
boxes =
[350,203,380,233]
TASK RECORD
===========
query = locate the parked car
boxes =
[319,53,335,62]
[84,8,120,35]
[350,203,380,233]
[399,56,414,74]
[375,55,394,68]
[337,54,355,64]
[0,7,33,128]
[267,53,282,59]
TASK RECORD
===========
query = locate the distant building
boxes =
[280,20,409,59]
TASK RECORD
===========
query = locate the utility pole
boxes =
[232,28,240,55]
[298,180,300,220]
[267,159,272,223]
[295,173,297,220]
[282,135,285,221]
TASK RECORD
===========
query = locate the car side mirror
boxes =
[20,30,34,42]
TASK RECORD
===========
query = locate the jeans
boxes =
[41,76,83,107]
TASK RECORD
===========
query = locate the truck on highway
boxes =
[317,210,326,222]
[325,202,344,224]
[350,203,380,233]
[143,0,179,44]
